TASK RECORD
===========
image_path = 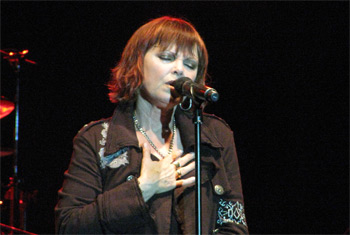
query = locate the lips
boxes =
[165,80,176,85]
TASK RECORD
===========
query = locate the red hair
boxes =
[108,16,208,104]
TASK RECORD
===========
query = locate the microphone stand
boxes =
[193,101,204,235]
[172,77,219,234]
[6,51,22,230]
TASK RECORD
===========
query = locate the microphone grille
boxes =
[171,77,192,93]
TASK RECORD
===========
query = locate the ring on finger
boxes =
[176,169,182,178]
[173,161,181,169]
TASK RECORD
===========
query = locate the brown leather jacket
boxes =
[55,103,248,234]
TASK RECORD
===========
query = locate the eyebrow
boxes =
[184,56,199,63]
[184,57,198,63]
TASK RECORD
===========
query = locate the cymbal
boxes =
[0,97,14,119]
[0,147,14,157]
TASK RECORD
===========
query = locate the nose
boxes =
[172,59,184,77]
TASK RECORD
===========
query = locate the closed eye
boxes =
[184,60,198,70]
[158,53,175,61]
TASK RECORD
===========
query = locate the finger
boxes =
[143,142,151,152]
[179,152,195,167]
[172,160,181,169]
[171,149,183,162]
[176,180,183,188]
[177,161,195,177]
[182,176,195,187]
[142,143,152,163]
[176,176,195,188]
[175,169,182,179]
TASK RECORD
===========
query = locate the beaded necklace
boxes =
[133,111,176,158]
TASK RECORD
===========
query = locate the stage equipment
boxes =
[0,97,15,119]
[170,77,219,103]
[1,48,37,234]
[1,147,14,158]
[0,223,37,235]
[170,78,219,235]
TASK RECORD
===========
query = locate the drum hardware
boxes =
[1,48,37,233]
[0,147,14,158]
[0,96,15,119]
[0,223,37,235]
[0,49,37,70]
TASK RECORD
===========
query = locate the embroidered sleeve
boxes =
[100,148,129,169]
[217,199,247,227]
[98,122,129,169]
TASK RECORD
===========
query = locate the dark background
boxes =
[1,1,348,234]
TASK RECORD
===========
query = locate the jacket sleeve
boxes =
[213,121,249,234]
[55,127,149,234]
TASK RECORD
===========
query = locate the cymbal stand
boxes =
[1,49,36,231]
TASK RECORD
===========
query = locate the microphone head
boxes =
[205,88,220,102]
[170,77,192,94]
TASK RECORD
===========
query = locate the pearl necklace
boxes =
[133,111,176,158]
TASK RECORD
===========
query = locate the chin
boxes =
[155,98,179,110]
[148,91,180,110]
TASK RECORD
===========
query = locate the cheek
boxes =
[144,62,169,85]
[143,69,169,96]
[187,70,198,82]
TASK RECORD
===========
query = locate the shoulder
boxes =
[203,113,232,133]
[75,117,111,140]
[202,113,235,147]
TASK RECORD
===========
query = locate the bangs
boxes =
[143,18,203,57]
[154,29,199,57]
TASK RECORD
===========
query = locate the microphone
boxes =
[170,77,219,103]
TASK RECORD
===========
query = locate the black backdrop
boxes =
[1,1,348,234]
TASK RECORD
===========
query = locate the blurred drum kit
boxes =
[0,97,14,120]
[1,49,37,235]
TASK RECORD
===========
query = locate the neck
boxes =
[135,94,175,134]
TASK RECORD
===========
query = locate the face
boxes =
[141,44,199,110]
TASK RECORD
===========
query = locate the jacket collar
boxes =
[104,102,223,156]
[175,108,224,151]
[104,103,139,156]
